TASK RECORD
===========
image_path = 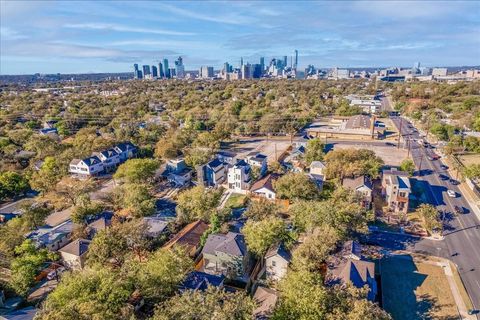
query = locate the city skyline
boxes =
[1,0,479,74]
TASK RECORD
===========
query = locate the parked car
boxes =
[427,156,434,161]
[454,206,463,215]
[440,165,449,170]
[450,179,460,185]
[439,174,449,180]
[47,267,65,280]
[447,190,456,198]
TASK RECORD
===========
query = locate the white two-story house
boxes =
[227,160,252,194]
[246,152,268,177]
[93,148,120,172]
[382,169,411,214]
[69,156,105,176]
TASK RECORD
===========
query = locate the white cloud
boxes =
[0,27,27,40]
[159,3,254,25]
[64,23,195,36]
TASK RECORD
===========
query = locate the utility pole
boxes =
[418,155,424,176]
[398,117,403,149]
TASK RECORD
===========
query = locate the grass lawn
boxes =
[458,153,480,167]
[225,193,247,209]
[380,254,458,320]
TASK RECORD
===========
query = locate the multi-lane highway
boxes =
[391,116,480,313]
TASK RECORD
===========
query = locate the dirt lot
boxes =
[227,137,292,164]
[332,143,409,167]
[380,254,460,320]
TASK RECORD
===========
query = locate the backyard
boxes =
[380,254,463,320]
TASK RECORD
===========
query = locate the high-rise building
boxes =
[283,56,288,68]
[200,66,214,78]
[133,64,141,79]
[252,64,262,78]
[151,65,158,78]
[158,62,164,78]
[175,56,185,78]
[142,65,151,77]
[241,63,251,79]
[294,50,298,69]
[163,58,170,78]
[240,57,244,67]
[223,62,230,74]
[260,57,265,71]
[414,62,420,69]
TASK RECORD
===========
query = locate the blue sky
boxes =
[1,0,479,74]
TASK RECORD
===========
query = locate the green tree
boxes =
[37,268,135,320]
[51,176,95,207]
[399,159,415,176]
[274,173,319,201]
[0,217,29,262]
[242,217,287,256]
[463,164,480,180]
[71,194,104,224]
[324,149,384,180]
[30,156,63,193]
[291,226,339,273]
[416,204,441,234]
[10,240,56,296]
[200,214,221,246]
[244,198,279,221]
[152,286,255,320]
[0,171,29,201]
[113,183,156,217]
[128,247,192,302]
[87,219,151,268]
[19,200,52,229]
[304,138,325,165]
[114,158,160,184]
[175,186,223,224]
[289,188,369,237]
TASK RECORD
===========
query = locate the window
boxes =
[272,260,276,267]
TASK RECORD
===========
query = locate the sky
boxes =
[0,0,479,74]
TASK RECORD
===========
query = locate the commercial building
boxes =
[200,66,214,78]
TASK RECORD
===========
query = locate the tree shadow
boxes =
[381,255,456,320]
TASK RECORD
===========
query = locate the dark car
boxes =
[454,206,463,214]
[440,165,449,170]
[450,179,460,185]
[439,174,449,180]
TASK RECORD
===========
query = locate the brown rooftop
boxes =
[163,220,208,254]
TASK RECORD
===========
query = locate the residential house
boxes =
[216,150,237,165]
[329,259,377,301]
[307,173,324,191]
[58,239,91,270]
[246,152,268,177]
[86,212,113,238]
[26,220,73,251]
[339,240,362,261]
[163,220,209,256]
[382,169,411,214]
[199,158,227,187]
[93,148,120,172]
[253,286,278,320]
[227,160,252,194]
[264,243,291,281]
[143,216,169,238]
[164,158,192,186]
[69,156,104,176]
[293,134,313,149]
[310,161,326,176]
[202,232,248,279]
[283,145,306,164]
[342,175,373,209]
[179,271,225,292]
[114,142,138,162]
[250,174,278,200]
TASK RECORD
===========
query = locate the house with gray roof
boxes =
[143,216,169,238]
[329,259,377,301]
[382,169,411,214]
[58,239,91,270]
[114,142,138,162]
[199,158,227,187]
[69,156,104,176]
[201,232,248,279]
[93,148,120,172]
[264,243,291,281]
[179,271,225,292]
[26,220,73,251]
[342,175,373,209]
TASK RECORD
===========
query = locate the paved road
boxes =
[391,116,480,313]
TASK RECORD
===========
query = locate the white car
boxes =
[447,190,456,198]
